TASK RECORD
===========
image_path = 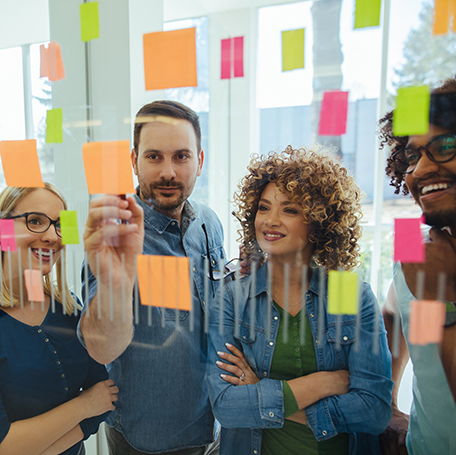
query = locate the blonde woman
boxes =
[206,147,393,455]
[0,184,117,455]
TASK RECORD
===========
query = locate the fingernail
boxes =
[221,374,227,378]
[225,343,233,348]
[217,351,225,357]
[216,361,223,366]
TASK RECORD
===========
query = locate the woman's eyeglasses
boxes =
[6,212,62,238]
[392,133,456,174]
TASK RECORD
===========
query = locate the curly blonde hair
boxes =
[234,146,362,271]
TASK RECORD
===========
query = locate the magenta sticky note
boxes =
[0,219,17,252]
[233,36,244,78]
[221,38,232,79]
[394,218,425,263]
[318,91,349,136]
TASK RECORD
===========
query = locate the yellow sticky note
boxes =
[60,210,79,245]
[46,108,63,143]
[327,271,359,315]
[143,28,197,91]
[0,140,45,188]
[281,28,305,72]
[82,141,135,195]
[136,255,191,311]
[80,2,100,42]
[393,86,430,136]
[24,269,45,302]
[354,0,382,29]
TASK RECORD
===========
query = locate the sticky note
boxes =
[136,255,191,311]
[433,0,456,35]
[82,140,135,195]
[282,28,305,72]
[24,269,45,302]
[0,140,45,188]
[143,28,197,91]
[0,219,17,252]
[233,36,244,78]
[46,109,63,144]
[393,86,430,136]
[318,91,349,136]
[354,0,382,29]
[221,38,232,79]
[327,271,359,315]
[409,300,446,345]
[40,42,65,82]
[60,210,79,245]
[394,218,425,263]
[80,2,100,42]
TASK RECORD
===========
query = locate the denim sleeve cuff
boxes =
[256,378,285,424]
[282,381,299,418]
[305,397,338,441]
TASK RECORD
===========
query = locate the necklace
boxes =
[271,290,303,307]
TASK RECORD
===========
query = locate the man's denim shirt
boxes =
[205,262,393,455]
[82,195,226,454]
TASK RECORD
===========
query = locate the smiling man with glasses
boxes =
[378,78,456,455]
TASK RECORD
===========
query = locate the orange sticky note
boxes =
[24,269,45,302]
[0,140,45,188]
[409,300,446,345]
[40,41,65,82]
[433,0,456,35]
[143,28,197,90]
[82,141,135,195]
[136,255,191,311]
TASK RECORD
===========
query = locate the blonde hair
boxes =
[234,146,363,271]
[0,184,76,313]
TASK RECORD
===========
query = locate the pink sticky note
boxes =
[221,38,232,79]
[318,91,349,136]
[0,219,17,252]
[24,269,45,302]
[394,218,425,263]
[233,36,244,78]
[409,300,445,345]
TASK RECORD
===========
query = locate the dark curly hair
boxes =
[379,78,456,195]
[234,146,363,271]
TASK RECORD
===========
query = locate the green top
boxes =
[261,303,349,455]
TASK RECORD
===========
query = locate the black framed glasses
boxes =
[392,133,456,174]
[7,212,61,238]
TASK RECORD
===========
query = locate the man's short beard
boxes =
[139,180,187,212]
[424,208,456,229]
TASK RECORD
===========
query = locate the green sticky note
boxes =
[60,210,79,245]
[327,271,359,315]
[45,108,63,144]
[393,86,430,136]
[354,0,382,29]
[281,28,305,72]
[80,2,100,42]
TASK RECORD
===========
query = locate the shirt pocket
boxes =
[160,308,190,321]
[325,318,356,369]
[233,323,261,377]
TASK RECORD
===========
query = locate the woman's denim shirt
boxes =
[205,262,393,455]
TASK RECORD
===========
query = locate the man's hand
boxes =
[379,407,409,455]
[402,228,456,301]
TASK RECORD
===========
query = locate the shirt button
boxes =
[64,387,68,391]
[56,361,61,365]
[37,329,42,333]
[322,430,327,436]
[192,267,196,272]
[263,372,267,377]
[61,374,65,378]
[269,341,274,346]
[269,412,274,417]
[45,338,49,342]
[212,260,215,265]
[243,336,246,339]
[292,322,297,326]
[310,313,314,318]
[254,451,258,454]
[315,340,319,344]
[53,351,57,354]
[171,222,175,226]
[273,316,278,321]
[202,301,205,306]
[295,347,300,352]
[343,336,348,341]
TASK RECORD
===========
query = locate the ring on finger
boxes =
[239,373,245,381]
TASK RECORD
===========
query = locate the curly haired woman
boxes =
[205,146,393,455]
